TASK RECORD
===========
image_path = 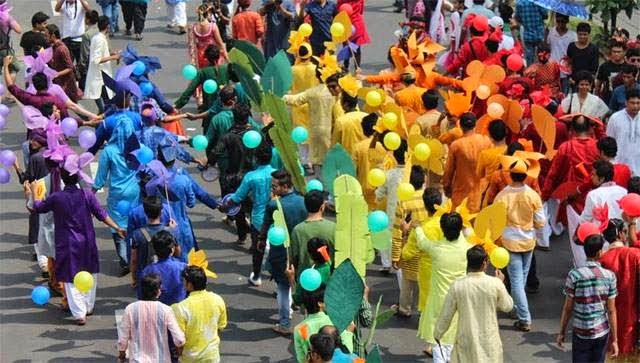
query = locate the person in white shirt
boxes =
[561,71,609,120]
[581,160,627,223]
[546,13,576,94]
[84,16,119,113]
[55,0,91,63]
[606,88,640,176]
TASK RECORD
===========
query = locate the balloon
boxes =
[371,229,392,250]
[140,81,153,96]
[192,135,208,151]
[31,286,50,305]
[368,210,389,233]
[136,145,154,164]
[506,54,524,72]
[0,83,5,96]
[476,84,491,100]
[330,23,344,38]
[0,149,16,167]
[489,247,510,269]
[339,3,353,15]
[414,143,431,161]
[61,117,79,137]
[618,193,640,218]
[132,60,146,76]
[78,129,97,150]
[382,112,398,130]
[268,226,286,246]
[300,268,322,291]
[291,126,309,144]
[367,168,386,187]
[576,222,600,244]
[299,23,313,37]
[0,104,9,117]
[487,102,505,119]
[116,200,131,216]
[365,91,382,107]
[242,130,262,149]
[307,179,323,192]
[203,79,218,94]
[182,64,198,80]
[0,168,9,184]
[0,115,5,130]
[383,132,401,150]
[73,271,94,293]
[397,182,415,201]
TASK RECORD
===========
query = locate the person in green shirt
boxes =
[289,237,331,306]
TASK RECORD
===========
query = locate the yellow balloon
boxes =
[397,182,415,201]
[414,143,431,161]
[365,91,382,107]
[476,84,491,100]
[487,102,505,119]
[299,23,313,37]
[73,271,94,293]
[382,112,398,130]
[330,23,345,38]
[383,132,401,150]
[367,168,386,187]
[489,247,510,269]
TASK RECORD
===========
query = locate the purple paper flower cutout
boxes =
[63,152,95,185]
[0,2,13,34]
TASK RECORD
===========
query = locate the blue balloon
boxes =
[242,130,262,149]
[368,210,389,233]
[306,179,323,192]
[31,286,50,305]
[116,200,131,216]
[136,145,154,164]
[140,81,153,96]
[300,268,322,291]
[291,126,309,144]
[132,60,146,76]
[268,226,286,246]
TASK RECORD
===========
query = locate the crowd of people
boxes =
[1,0,640,362]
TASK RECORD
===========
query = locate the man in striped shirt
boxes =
[557,235,619,362]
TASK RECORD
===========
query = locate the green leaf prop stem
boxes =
[322,144,357,196]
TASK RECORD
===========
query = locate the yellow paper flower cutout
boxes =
[187,248,218,278]
[455,198,478,229]
[338,74,360,97]
[286,30,306,56]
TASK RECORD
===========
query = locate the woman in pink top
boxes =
[337,0,370,69]
[188,4,228,68]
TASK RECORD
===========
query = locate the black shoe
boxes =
[31,253,37,262]
[119,266,130,277]
[125,29,132,36]
[41,271,49,279]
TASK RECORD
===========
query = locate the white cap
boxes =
[489,16,504,29]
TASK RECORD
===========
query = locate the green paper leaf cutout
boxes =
[228,48,253,75]
[268,125,306,194]
[232,40,266,75]
[262,93,293,132]
[375,308,395,326]
[325,259,364,333]
[334,175,373,277]
[273,198,290,248]
[322,144,356,196]
[366,344,383,363]
[233,61,262,109]
[261,51,292,97]
[370,230,392,252]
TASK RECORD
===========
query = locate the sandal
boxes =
[390,304,411,318]
[513,320,531,332]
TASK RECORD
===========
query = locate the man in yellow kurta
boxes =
[391,166,428,317]
[353,114,388,209]
[434,246,514,363]
[443,112,492,212]
[291,43,320,169]
[331,91,366,156]
[415,212,471,362]
[394,71,428,115]
[475,120,508,208]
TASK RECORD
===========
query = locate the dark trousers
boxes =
[62,38,81,63]
[572,333,609,363]
[94,85,110,114]
[248,226,263,276]
[28,212,39,245]
[120,1,147,34]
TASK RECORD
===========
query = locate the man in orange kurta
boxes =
[443,112,493,212]
[394,72,428,114]
[476,120,508,208]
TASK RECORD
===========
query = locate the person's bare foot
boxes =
[75,317,86,326]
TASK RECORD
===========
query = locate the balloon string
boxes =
[164,182,174,221]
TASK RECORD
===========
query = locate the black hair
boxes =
[361,113,378,137]
[506,141,524,156]
[555,13,569,23]
[254,141,273,165]
[628,176,640,194]
[593,159,614,182]
[627,47,640,58]
[510,172,527,183]
[31,72,48,92]
[86,10,100,25]
[301,284,326,314]
[409,165,425,190]
[305,190,326,213]
[473,0,484,4]
[597,136,617,158]
[467,245,487,270]
[576,22,591,34]
[205,44,221,65]
[460,112,477,131]
[537,42,551,53]
[486,40,499,53]
[610,40,627,51]
[470,25,484,37]
[440,212,463,241]
[151,230,176,259]
[325,73,342,86]
[31,12,49,27]
[183,266,207,291]
[140,273,162,301]
[232,102,251,126]
[422,187,442,215]
[143,195,163,220]
[626,88,640,100]
[60,168,79,186]
[340,91,359,110]
[621,63,639,77]
[570,115,591,133]
[391,138,408,164]
[307,237,329,265]
[583,234,604,258]
[219,85,237,105]
[46,24,60,39]
[602,218,625,243]
[318,325,350,354]
[309,333,335,361]
[41,102,55,118]
[298,44,311,58]
[499,4,513,23]
[271,169,293,188]
[488,119,507,142]
[573,70,594,85]
[97,15,110,32]
[421,90,439,110]
[401,73,416,85]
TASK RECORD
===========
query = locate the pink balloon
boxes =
[78,129,97,150]
[339,3,353,15]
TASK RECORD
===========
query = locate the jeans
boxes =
[101,2,121,33]
[112,233,128,268]
[276,281,291,328]
[572,333,609,363]
[506,250,533,323]
[120,1,147,34]
[523,41,540,68]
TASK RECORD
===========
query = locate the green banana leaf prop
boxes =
[268,123,306,194]
[273,197,290,249]
[325,259,364,333]
[260,51,292,97]
[262,93,293,132]
[334,175,373,277]
[322,144,356,196]
[232,40,266,75]
[231,61,262,109]
[366,345,383,363]
[227,48,253,75]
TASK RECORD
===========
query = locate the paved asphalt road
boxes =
[0,1,576,362]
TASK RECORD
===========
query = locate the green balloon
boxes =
[242,130,262,149]
[182,64,198,80]
[192,135,208,151]
[203,79,218,94]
